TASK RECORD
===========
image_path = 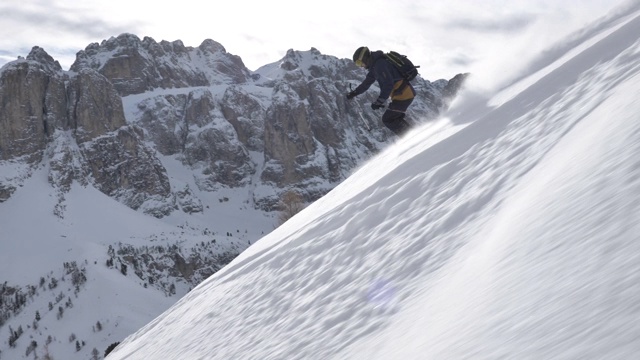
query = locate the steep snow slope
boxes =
[108,7,640,360]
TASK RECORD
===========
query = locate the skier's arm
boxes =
[353,71,376,95]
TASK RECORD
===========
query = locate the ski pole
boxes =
[349,84,372,132]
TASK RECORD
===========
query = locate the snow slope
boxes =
[0,155,273,359]
[108,5,640,360]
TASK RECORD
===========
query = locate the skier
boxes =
[346,46,416,136]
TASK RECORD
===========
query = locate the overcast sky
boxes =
[0,0,630,84]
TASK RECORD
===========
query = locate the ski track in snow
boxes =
[109,11,640,360]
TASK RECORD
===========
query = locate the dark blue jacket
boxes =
[353,51,405,102]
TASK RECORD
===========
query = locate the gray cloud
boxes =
[449,53,474,67]
[0,1,144,69]
[446,13,536,33]
[0,3,141,40]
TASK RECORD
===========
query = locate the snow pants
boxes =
[382,99,413,136]
[382,80,415,137]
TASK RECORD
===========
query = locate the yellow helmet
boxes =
[353,46,370,68]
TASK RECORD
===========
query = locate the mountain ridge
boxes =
[1,33,467,212]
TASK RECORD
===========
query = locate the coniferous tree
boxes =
[8,326,16,348]
[104,342,120,357]
[28,284,36,297]
[8,325,22,347]
[49,278,58,290]
[120,263,128,276]
[35,310,41,321]
[25,340,37,357]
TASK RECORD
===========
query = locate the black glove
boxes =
[346,90,357,100]
[371,99,385,110]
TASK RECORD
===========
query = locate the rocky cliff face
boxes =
[0,34,467,214]
[71,34,251,96]
[0,45,171,215]
[0,47,64,163]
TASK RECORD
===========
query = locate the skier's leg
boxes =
[382,99,413,136]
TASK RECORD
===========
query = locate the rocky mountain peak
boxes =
[281,47,329,69]
[255,47,351,82]
[108,33,145,49]
[198,39,227,54]
[157,39,188,54]
[26,46,62,73]
[71,33,251,96]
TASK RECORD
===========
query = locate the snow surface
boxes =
[107,5,640,360]
[0,149,276,359]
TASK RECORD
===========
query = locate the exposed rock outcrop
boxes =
[0,48,66,163]
[71,34,252,96]
[67,68,127,143]
[0,46,173,215]
[81,125,172,216]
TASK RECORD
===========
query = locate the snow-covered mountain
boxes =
[102,4,640,360]
[0,33,466,359]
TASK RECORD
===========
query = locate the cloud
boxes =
[0,0,144,68]
[448,53,475,67]
[0,5,139,39]
[445,13,536,33]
